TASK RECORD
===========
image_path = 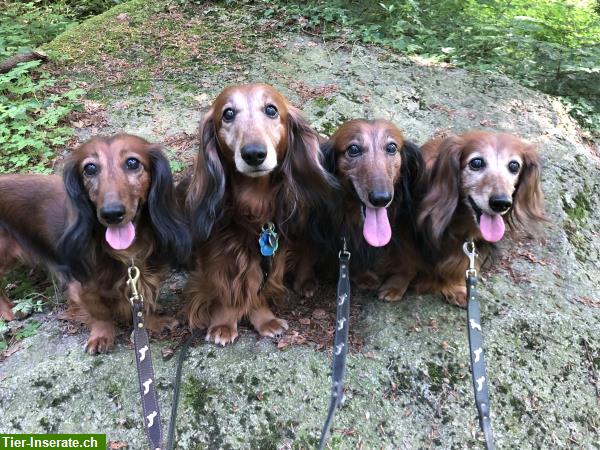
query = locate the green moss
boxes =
[106,381,121,400]
[43,0,165,62]
[564,190,591,222]
[183,376,217,415]
[313,96,335,108]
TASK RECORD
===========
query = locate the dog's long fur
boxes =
[294,119,425,298]
[0,175,72,320]
[58,134,190,353]
[384,131,545,305]
[183,83,335,345]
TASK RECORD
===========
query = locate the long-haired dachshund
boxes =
[383,131,545,305]
[0,175,72,321]
[58,134,190,353]
[182,83,335,345]
[293,119,425,299]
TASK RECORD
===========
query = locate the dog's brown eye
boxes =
[508,161,521,174]
[83,163,98,177]
[469,158,485,171]
[347,144,362,157]
[223,108,235,122]
[126,158,140,171]
[385,143,398,155]
[265,104,278,118]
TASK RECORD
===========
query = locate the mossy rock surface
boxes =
[1,1,599,448]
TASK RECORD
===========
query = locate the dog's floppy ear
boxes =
[418,135,463,245]
[278,106,337,231]
[57,155,95,281]
[396,140,426,227]
[186,110,226,241]
[510,143,545,229]
[147,145,191,265]
[320,138,337,174]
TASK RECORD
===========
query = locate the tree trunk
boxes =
[0,51,48,74]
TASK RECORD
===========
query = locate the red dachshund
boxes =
[293,119,425,298]
[382,131,545,305]
[0,134,190,353]
[182,83,335,345]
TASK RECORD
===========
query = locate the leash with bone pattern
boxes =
[463,241,495,450]
[318,238,351,450]
[128,263,163,450]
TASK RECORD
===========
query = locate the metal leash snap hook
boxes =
[338,237,351,260]
[463,240,477,277]
[127,262,142,305]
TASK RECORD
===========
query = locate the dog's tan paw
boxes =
[85,321,115,355]
[145,314,179,333]
[0,300,15,321]
[354,271,381,290]
[444,286,467,308]
[206,324,238,346]
[85,335,114,355]
[378,286,406,302]
[256,318,289,338]
[295,278,318,298]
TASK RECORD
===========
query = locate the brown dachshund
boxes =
[58,134,190,353]
[0,134,190,353]
[182,83,335,345]
[0,175,72,321]
[293,119,425,298]
[383,131,545,305]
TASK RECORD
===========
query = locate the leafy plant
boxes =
[14,320,41,340]
[12,293,47,316]
[0,61,84,173]
[261,0,600,139]
[0,1,91,174]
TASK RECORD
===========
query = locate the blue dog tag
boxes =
[259,223,279,257]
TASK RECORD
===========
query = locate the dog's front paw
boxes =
[354,271,381,290]
[0,298,15,321]
[145,314,179,333]
[256,318,289,338]
[206,324,238,346]
[377,275,410,302]
[378,286,406,302]
[85,320,115,354]
[294,278,318,298]
[444,286,467,308]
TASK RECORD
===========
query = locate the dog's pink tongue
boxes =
[105,222,136,250]
[363,207,392,247]
[479,213,505,242]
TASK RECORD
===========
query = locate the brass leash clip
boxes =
[127,262,143,305]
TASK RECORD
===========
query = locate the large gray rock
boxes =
[1,1,598,448]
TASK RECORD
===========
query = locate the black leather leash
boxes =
[165,329,201,450]
[318,239,351,450]
[127,264,164,450]
[463,241,495,450]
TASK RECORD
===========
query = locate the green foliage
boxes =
[262,0,600,138]
[12,293,46,316]
[14,320,41,340]
[0,319,41,353]
[0,1,91,174]
[0,61,84,173]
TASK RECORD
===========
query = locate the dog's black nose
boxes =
[100,203,126,224]
[489,195,512,213]
[241,144,267,167]
[368,191,392,207]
